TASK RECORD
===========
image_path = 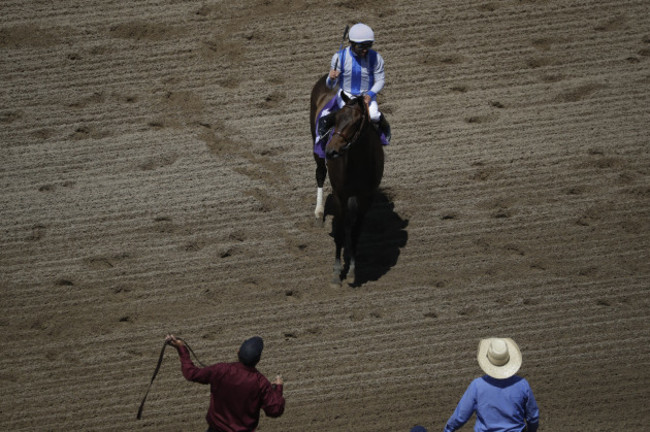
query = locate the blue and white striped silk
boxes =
[326,46,385,100]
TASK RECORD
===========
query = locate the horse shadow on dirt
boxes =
[324,188,409,287]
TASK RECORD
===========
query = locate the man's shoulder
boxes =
[515,376,532,389]
[336,46,351,56]
[371,49,384,59]
[228,361,266,376]
[208,361,239,372]
[214,362,266,380]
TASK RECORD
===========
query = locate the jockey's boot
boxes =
[375,113,391,144]
[318,112,336,138]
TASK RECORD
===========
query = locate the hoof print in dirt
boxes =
[596,298,611,307]
[284,290,302,300]
[183,241,202,252]
[465,113,498,124]
[55,279,74,286]
[594,16,626,32]
[85,253,130,269]
[555,83,606,103]
[441,211,457,220]
[28,224,47,241]
[219,247,235,258]
[493,208,512,219]
[71,125,108,140]
[0,111,22,123]
[112,285,132,295]
[458,305,479,316]
[38,184,56,192]
[283,332,297,341]
[259,91,285,109]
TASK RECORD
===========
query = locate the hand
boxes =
[328,69,340,80]
[272,374,283,386]
[363,94,371,105]
[165,333,185,349]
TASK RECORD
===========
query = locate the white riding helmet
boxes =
[349,23,374,43]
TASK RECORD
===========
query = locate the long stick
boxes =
[333,24,350,72]
[136,337,207,420]
[136,340,167,420]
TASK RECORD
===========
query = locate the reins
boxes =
[136,337,206,420]
[331,99,368,151]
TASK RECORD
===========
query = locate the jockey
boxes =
[325,23,391,143]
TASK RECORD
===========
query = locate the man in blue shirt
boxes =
[326,22,390,143]
[443,338,539,432]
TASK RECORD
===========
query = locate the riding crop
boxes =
[333,24,350,72]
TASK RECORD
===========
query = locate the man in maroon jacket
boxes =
[166,334,285,432]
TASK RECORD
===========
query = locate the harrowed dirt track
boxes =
[1,0,649,431]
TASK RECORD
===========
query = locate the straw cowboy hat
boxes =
[477,337,522,379]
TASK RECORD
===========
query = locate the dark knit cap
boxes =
[238,336,264,367]
[410,427,428,432]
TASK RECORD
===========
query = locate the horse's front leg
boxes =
[315,187,324,219]
[314,156,327,222]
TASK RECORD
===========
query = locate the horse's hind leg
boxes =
[314,155,327,221]
[331,214,344,286]
[332,245,343,286]
[345,196,359,284]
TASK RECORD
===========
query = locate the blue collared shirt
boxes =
[444,375,539,432]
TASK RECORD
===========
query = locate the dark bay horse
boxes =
[310,74,384,285]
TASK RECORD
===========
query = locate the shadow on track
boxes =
[325,188,408,287]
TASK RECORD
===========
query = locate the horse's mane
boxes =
[344,95,367,113]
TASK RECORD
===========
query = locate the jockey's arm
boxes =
[366,55,385,99]
[327,69,340,88]
[326,52,342,89]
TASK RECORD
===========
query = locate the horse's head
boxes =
[325,96,368,159]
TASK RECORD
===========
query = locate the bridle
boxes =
[330,99,367,154]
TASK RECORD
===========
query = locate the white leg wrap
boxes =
[315,187,324,218]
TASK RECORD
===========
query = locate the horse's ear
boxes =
[352,96,368,117]
[341,92,350,104]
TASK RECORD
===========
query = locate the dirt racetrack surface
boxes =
[1,0,649,430]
